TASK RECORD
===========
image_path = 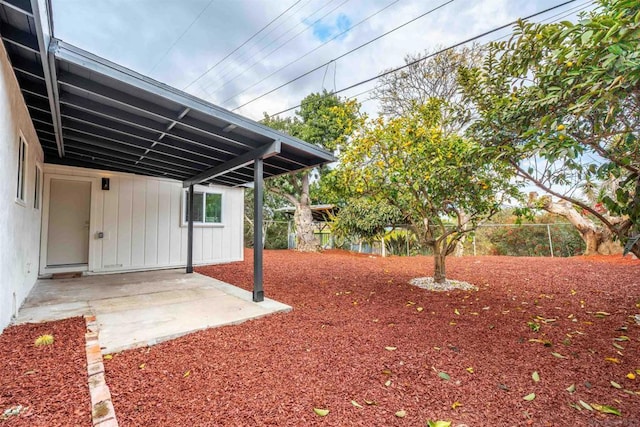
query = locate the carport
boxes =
[0,0,334,301]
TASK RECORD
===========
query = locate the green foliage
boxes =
[336,99,519,279]
[331,198,403,243]
[460,0,640,256]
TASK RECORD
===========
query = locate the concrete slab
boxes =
[14,269,291,354]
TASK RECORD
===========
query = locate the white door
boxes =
[46,179,91,266]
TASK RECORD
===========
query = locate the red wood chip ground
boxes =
[97,250,638,426]
[0,317,90,426]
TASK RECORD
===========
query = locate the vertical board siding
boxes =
[101,177,119,267]
[130,178,147,267]
[43,165,244,273]
[116,177,133,267]
[144,180,159,266]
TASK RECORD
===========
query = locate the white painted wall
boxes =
[42,164,244,275]
[0,42,44,332]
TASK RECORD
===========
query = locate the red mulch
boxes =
[104,250,640,426]
[0,317,90,426]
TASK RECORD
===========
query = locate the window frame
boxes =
[181,189,223,227]
[34,163,42,210]
[15,134,28,206]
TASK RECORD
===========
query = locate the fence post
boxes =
[381,236,386,257]
[406,228,410,257]
[473,235,477,256]
[547,224,554,257]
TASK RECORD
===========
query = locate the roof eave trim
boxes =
[31,0,64,156]
[51,39,335,163]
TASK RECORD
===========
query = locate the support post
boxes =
[186,184,194,273]
[253,158,264,302]
[547,224,554,257]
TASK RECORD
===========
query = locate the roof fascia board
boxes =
[183,140,281,188]
[31,0,64,156]
[51,39,334,163]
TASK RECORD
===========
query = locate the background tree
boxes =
[373,44,484,134]
[459,0,640,256]
[262,91,359,251]
[336,100,519,283]
[243,188,290,249]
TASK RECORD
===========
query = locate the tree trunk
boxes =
[529,193,621,255]
[433,244,447,284]
[294,175,319,252]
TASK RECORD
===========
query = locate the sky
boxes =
[51,0,594,121]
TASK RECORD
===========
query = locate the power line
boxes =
[347,0,595,104]
[202,0,351,98]
[148,0,215,74]
[201,0,316,85]
[231,0,454,110]
[266,0,579,117]
[217,0,401,105]
[182,0,303,91]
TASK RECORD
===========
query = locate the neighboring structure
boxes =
[0,0,334,332]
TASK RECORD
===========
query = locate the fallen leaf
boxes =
[351,400,363,409]
[364,399,375,405]
[627,373,636,380]
[183,370,191,378]
[614,336,630,342]
[406,301,416,306]
[427,421,452,427]
[103,354,113,360]
[591,403,621,416]
[34,334,54,347]
[595,311,611,317]
[466,367,474,374]
[385,346,397,351]
[438,372,450,381]
[454,309,460,315]
[382,369,392,375]
[613,343,624,350]
[532,371,540,382]
[611,381,622,389]
[313,408,329,417]
[451,401,462,409]
[579,400,593,411]
[566,384,576,393]
[385,379,391,387]
[551,352,568,359]
[416,307,424,312]
[139,363,146,370]
[523,393,536,401]
[395,410,406,418]
[605,357,621,364]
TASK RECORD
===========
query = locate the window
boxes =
[16,136,27,204]
[34,164,42,209]
[184,190,222,224]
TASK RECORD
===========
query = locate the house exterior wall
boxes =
[0,42,44,332]
[42,164,244,275]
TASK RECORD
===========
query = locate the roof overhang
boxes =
[0,0,335,187]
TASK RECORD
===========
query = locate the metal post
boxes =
[381,236,386,257]
[253,158,264,302]
[186,184,194,273]
[473,235,477,256]
[406,228,410,257]
[287,220,291,249]
[547,224,554,257]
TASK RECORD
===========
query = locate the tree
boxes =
[243,188,289,249]
[459,0,640,256]
[261,91,359,251]
[373,44,484,134]
[336,100,519,283]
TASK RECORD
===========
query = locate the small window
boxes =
[184,190,222,224]
[16,136,27,204]
[34,164,42,209]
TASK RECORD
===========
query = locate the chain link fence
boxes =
[251,221,586,257]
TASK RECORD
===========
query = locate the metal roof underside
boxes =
[0,0,335,187]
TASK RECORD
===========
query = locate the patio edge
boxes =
[84,314,119,427]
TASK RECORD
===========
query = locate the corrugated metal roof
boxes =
[0,0,335,187]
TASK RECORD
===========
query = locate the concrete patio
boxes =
[14,269,291,354]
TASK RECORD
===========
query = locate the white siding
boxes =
[0,42,44,332]
[42,164,245,274]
